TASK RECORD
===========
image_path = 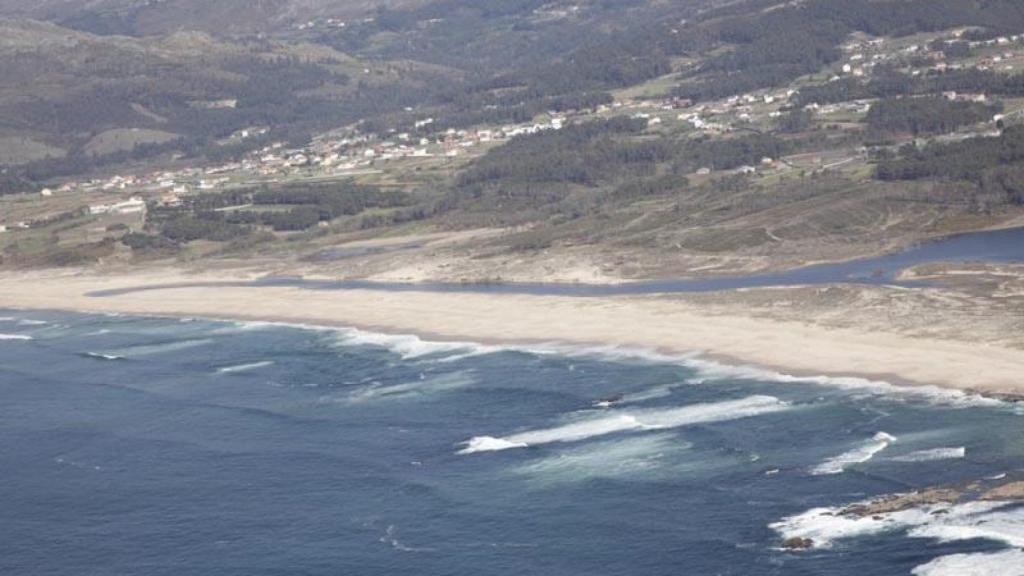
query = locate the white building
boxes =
[89,197,146,216]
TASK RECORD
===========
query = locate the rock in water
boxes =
[782,537,814,550]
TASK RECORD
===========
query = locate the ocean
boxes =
[2,310,1022,575]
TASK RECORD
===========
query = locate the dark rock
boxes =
[782,537,814,550]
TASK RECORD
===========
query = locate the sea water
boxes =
[2,310,1023,575]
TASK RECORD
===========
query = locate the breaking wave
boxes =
[103,338,214,358]
[76,316,1008,409]
[0,333,33,341]
[913,548,1024,576]
[216,360,275,374]
[331,330,1004,409]
[0,316,47,326]
[330,327,498,362]
[810,432,896,476]
[679,355,1005,409]
[334,371,477,404]
[773,494,1024,575]
[891,447,966,463]
[770,499,1012,549]
[460,437,527,453]
[477,341,1002,408]
[458,395,790,454]
[111,315,1012,409]
[80,352,126,361]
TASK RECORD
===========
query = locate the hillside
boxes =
[0,0,719,182]
[0,0,430,35]
[0,17,452,186]
[1,0,1024,282]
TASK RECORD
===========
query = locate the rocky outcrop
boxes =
[982,481,1024,501]
[841,488,961,517]
[782,537,814,550]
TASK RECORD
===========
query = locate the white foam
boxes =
[908,505,1024,575]
[891,447,966,463]
[912,549,1024,576]
[330,327,499,361]
[616,384,677,405]
[379,525,434,553]
[0,316,46,326]
[338,371,477,404]
[908,505,1024,547]
[106,338,214,358]
[0,333,33,341]
[458,395,790,454]
[513,433,691,483]
[506,342,704,370]
[211,320,303,334]
[771,499,1010,548]
[459,437,529,453]
[680,355,1005,409]
[810,432,897,476]
[455,339,1003,409]
[77,316,1011,408]
[82,352,126,361]
[216,360,275,374]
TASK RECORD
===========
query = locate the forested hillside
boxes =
[4,0,1024,273]
[0,0,429,36]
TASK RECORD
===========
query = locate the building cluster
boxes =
[24,114,572,212]
[838,30,1024,80]
[87,197,146,216]
[15,27,1024,233]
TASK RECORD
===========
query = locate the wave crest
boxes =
[459,395,789,454]
[217,360,275,374]
[892,447,966,463]
[810,432,897,476]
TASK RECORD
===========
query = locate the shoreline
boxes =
[1,268,1023,400]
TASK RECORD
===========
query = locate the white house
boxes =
[89,197,146,216]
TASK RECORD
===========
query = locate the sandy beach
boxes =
[1,267,1022,397]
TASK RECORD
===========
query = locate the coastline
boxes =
[1,267,1023,399]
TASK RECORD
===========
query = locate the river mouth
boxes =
[89,226,1024,298]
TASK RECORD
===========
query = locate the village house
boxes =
[89,197,146,216]
[159,192,182,207]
